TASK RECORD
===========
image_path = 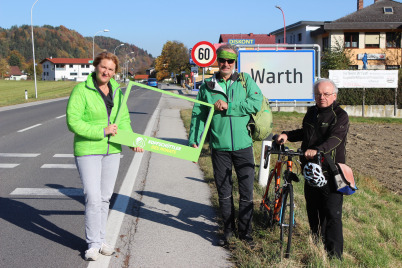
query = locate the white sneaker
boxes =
[100,243,115,256]
[85,248,100,261]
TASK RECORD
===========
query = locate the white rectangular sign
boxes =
[238,50,315,101]
[329,70,398,88]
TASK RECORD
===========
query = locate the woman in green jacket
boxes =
[66,52,142,261]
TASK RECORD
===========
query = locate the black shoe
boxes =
[218,237,228,247]
[218,231,233,247]
[240,234,255,249]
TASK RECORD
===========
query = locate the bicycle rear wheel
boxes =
[261,170,276,228]
[279,184,294,258]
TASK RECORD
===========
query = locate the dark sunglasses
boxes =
[217,58,235,64]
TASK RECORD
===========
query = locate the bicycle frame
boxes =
[261,153,294,223]
[260,145,302,225]
[260,142,304,258]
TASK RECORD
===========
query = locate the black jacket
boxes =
[285,101,349,172]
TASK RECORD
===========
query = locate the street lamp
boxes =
[31,0,39,99]
[124,52,135,82]
[93,29,109,61]
[275,5,286,44]
[113,43,125,55]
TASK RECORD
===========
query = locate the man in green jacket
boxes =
[189,44,263,248]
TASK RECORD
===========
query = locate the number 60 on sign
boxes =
[191,41,217,67]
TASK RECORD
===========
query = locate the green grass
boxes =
[0,80,80,107]
[181,109,402,267]
[274,111,402,124]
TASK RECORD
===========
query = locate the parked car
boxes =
[195,81,203,89]
[147,78,158,87]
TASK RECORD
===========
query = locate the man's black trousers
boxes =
[211,146,255,237]
[304,179,344,259]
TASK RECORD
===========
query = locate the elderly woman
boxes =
[66,52,142,261]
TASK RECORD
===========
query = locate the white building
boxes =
[7,66,28,80]
[270,21,328,45]
[40,57,94,81]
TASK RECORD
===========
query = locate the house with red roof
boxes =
[40,57,94,81]
[219,33,276,46]
[133,74,149,82]
[196,33,276,77]
[8,66,27,80]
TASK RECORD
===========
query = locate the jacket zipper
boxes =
[106,88,119,155]
[227,81,235,151]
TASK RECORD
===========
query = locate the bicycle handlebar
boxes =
[264,134,324,169]
[263,144,303,169]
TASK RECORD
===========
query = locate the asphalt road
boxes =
[0,85,162,268]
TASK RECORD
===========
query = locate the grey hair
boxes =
[216,44,238,57]
[313,78,338,94]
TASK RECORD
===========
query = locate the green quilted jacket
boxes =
[189,72,263,151]
[66,73,131,156]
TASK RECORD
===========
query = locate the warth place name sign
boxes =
[109,82,214,162]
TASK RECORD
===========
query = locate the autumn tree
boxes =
[155,41,190,81]
[0,58,10,78]
[26,61,43,80]
[8,50,26,69]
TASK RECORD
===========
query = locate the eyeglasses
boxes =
[315,92,335,98]
[217,58,235,64]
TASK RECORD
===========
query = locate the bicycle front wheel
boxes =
[279,184,294,258]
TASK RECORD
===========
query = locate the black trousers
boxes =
[304,177,344,259]
[211,146,255,237]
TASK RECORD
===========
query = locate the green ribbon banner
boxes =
[109,81,214,162]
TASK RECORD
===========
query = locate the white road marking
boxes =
[87,105,161,268]
[0,163,20,168]
[10,188,83,196]
[17,123,42,133]
[56,114,66,119]
[53,154,74,158]
[0,153,40,157]
[41,164,76,169]
[52,154,123,158]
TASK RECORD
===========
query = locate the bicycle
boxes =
[259,139,304,258]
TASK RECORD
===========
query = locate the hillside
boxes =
[0,25,154,74]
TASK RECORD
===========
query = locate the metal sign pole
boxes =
[395,87,398,117]
[362,88,365,117]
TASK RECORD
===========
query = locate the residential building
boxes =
[219,33,276,46]
[40,57,94,81]
[203,33,277,73]
[270,0,402,70]
[133,74,149,82]
[270,21,329,45]
[7,66,27,80]
[322,0,402,70]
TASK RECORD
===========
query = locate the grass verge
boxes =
[181,109,402,267]
[0,80,80,107]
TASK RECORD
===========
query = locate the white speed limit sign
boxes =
[191,41,217,67]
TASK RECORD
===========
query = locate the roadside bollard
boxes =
[25,90,28,100]
[258,138,272,186]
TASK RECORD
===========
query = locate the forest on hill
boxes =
[0,25,154,74]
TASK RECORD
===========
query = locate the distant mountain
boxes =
[0,25,154,74]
